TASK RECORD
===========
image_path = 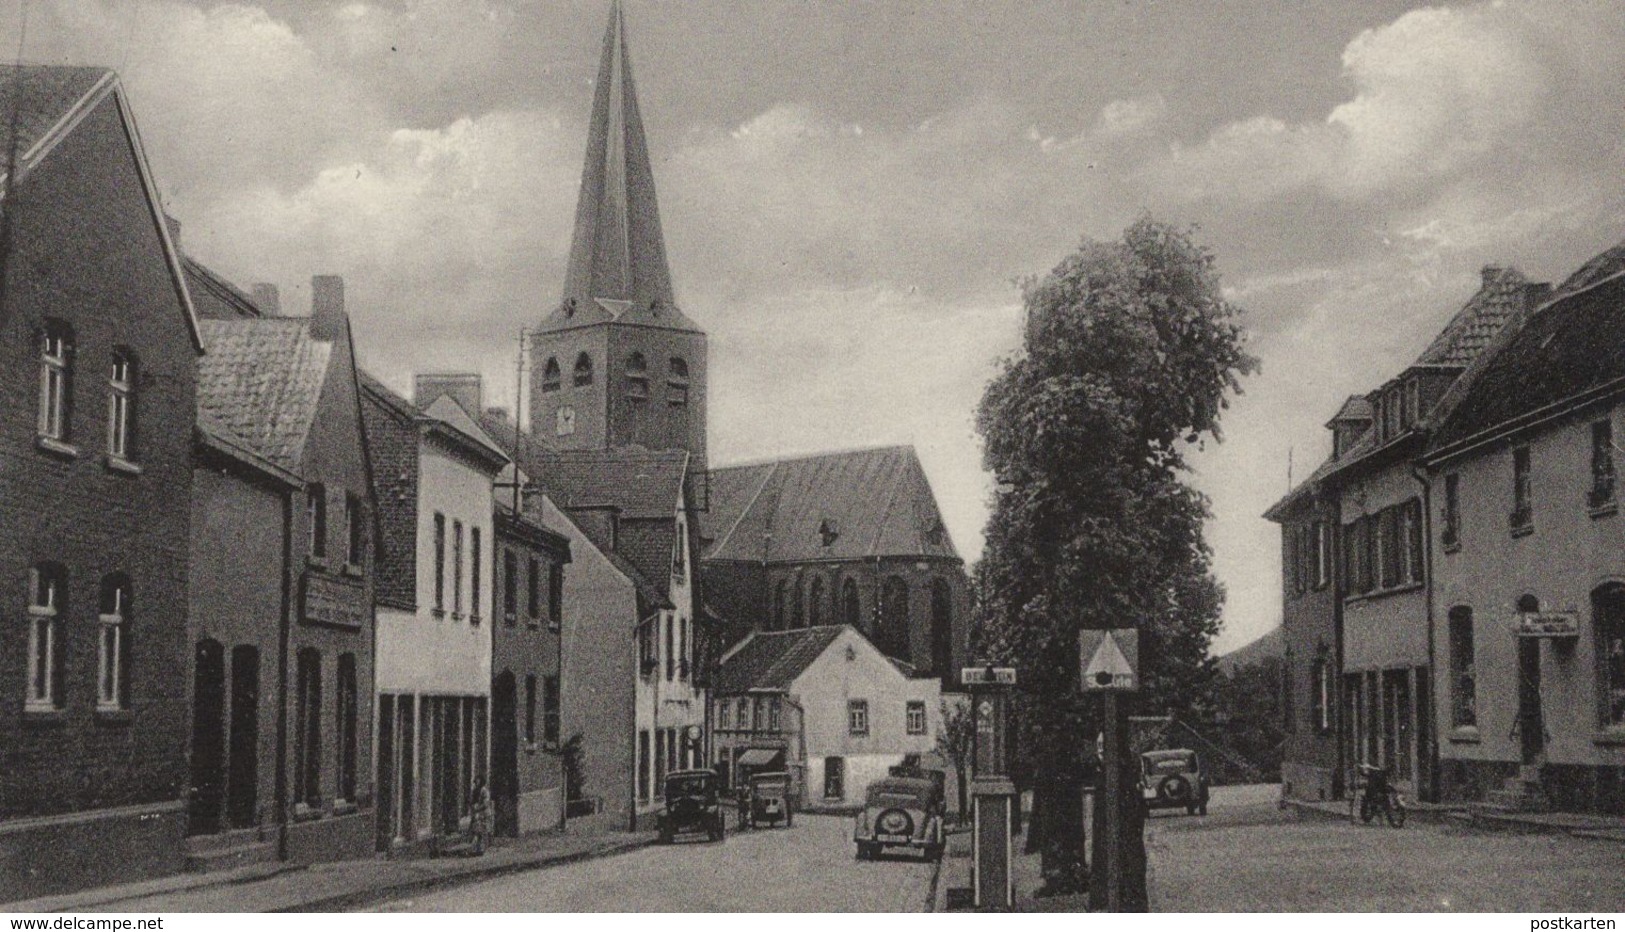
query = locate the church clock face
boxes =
[555,405,576,436]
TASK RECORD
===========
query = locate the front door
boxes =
[188,640,226,835]
[1517,638,1545,764]
[226,646,259,828]
[491,674,519,836]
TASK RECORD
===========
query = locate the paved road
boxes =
[368,813,939,912]
[1145,786,1625,912]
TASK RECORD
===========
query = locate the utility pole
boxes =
[1079,627,1140,911]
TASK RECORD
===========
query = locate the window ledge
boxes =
[95,707,133,725]
[1442,540,1462,555]
[333,800,359,816]
[1345,580,1426,604]
[1448,726,1482,744]
[306,555,330,572]
[547,622,561,634]
[469,614,482,627]
[341,562,364,578]
[104,455,142,476]
[1589,501,1618,520]
[527,620,541,632]
[1593,729,1625,747]
[431,608,446,619]
[35,435,78,459]
[1510,523,1535,539]
[22,707,66,725]
[452,612,464,622]
[292,804,324,823]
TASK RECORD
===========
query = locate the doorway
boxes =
[226,645,259,828]
[189,639,226,835]
[491,673,519,836]
[1517,638,1545,764]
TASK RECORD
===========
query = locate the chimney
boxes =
[163,214,182,247]
[310,274,345,341]
[251,283,281,317]
[413,373,483,416]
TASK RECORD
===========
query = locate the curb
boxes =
[4,863,309,913]
[277,837,656,912]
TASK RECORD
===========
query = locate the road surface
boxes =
[368,812,939,912]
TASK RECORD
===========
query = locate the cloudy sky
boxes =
[10,0,1625,651]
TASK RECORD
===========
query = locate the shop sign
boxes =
[1517,611,1578,637]
[302,572,366,629]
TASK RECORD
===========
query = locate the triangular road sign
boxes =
[1078,628,1138,691]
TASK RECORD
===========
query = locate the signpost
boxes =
[963,664,1017,910]
[1079,628,1138,912]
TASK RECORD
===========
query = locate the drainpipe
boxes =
[1411,463,1438,804]
[1330,490,1347,801]
[275,488,294,861]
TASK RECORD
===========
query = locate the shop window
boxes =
[1449,606,1476,728]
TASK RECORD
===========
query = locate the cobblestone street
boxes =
[1147,787,1625,912]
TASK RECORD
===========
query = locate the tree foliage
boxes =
[935,697,976,818]
[973,219,1256,884]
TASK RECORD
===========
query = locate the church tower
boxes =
[531,0,707,477]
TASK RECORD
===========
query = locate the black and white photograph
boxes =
[0,0,1623,917]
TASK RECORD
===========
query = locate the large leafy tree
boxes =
[975,218,1255,895]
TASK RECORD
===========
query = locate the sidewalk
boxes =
[4,828,654,913]
[1281,796,1625,843]
[934,826,1090,913]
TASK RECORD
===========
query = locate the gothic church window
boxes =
[542,357,561,393]
[809,576,825,626]
[573,353,593,387]
[841,578,860,628]
[791,576,805,628]
[878,576,910,660]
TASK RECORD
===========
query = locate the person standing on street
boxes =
[470,775,493,856]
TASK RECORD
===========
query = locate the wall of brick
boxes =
[491,518,566,835]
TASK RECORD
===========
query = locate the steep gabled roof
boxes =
[1430,264,1625,456]
[197,318,331,472]
[702,445,959,564]
[183,256,266,320]
[711,626,846,693]
[0,65,202,351]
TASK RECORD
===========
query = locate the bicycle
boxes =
[1347,763,1407,827]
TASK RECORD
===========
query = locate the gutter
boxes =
[1426,375,1625,468]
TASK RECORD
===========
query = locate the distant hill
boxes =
[1215,625,1284,675]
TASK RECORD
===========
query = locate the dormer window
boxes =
[541,357,561,393]
[627,352,649,402]
[573,352,593,387]
[668,357,689,407]
[818,518,840,548]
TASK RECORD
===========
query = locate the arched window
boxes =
[930,579,953,676]
[98,575,132,710]
[668,357,689,407]
[1592,585,1625,728]
[108,349,136,460]
[878,576,910,660]
[627,352,649,401]
[26,564,66,710]
[773,580,788,631]
[38,320,73,441]
[808,576,825,627]
[541,357,561,393]
[791,576,805,629]
[1448,606,1476,728]
[573,352,593,387]
[295,649,322,808]
[841,578,860,628]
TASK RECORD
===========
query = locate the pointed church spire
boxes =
[563,0,676,311]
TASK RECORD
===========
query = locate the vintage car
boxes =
[744,771,794,829]
[659,769,726,843]
[854,774,944,861]
[1140,748,1209,815]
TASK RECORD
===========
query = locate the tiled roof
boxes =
[702,446,959,564]
[1430,264,1625,453]
[1551,237,1625,299]
[197,319,331,471]
[712,626,845,693]
[1414,267,1543,368]
[523,448,688,520]
[0,65,111,173]
[1326,395,1372,425]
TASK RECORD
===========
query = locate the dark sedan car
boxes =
[659,769,726,843]
[1140,749,1209,815]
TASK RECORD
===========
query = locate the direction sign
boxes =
[961,666,1017,686]
[1078,628,1138,691]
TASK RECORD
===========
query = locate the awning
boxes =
[738,748,784,768]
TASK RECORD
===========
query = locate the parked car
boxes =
[1140,748,1209,815]
[744,771,794,829]
[854,775,944,861]
[659,769,725,843]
